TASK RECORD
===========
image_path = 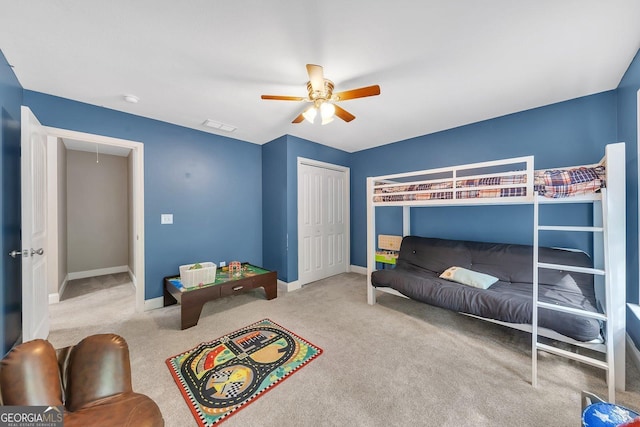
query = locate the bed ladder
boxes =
[532,190,615,402]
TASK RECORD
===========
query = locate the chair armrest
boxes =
[0,339,63,406]
[64,334,133,411]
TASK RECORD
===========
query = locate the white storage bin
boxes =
[179,262,217,287]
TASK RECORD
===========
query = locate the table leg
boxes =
[264,281,277,300]
[164,287,177,306]
[180,299,206,330]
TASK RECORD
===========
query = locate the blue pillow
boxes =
[439,266,499,290]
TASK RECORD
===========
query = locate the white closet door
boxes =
[324,167,346,277]
[298,163,347,285]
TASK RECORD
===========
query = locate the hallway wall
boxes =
[67,150,129,274]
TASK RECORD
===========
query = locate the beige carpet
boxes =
[49,272,640,427]
[60,273,133,300]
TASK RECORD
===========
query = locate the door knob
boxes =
[8,250,28,258]
[31,248,44,256]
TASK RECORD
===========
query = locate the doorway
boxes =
[44,127,145,313]
[297,157,350,286]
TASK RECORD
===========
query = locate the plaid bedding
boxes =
[456,174,527,188]
[373,165,605,203]
[534,166,605,198]
[373,192,453,202]
[373,173,529,202]
[456,187,528,199]
[374,181,453,193]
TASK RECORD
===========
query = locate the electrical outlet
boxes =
[220,261,226,267]
[160,214,173,224]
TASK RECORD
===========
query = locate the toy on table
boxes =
[228,261,242,276]
[179,261,217,288]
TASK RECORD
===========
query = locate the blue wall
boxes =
[285,136,351,282]
[262,135,288,280]
[23,91,263,301]
[0,51,23,355]
[262,135,350,282]
[350,91,618,267]
[616,47,640,346]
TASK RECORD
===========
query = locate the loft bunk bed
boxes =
[365,143,626,402]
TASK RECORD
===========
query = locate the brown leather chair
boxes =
[0,333,164,427]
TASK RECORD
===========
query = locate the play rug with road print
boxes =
[166,319,323,426]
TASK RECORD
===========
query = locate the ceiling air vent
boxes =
[203,119,236,132]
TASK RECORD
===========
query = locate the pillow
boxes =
[439,266,498,290]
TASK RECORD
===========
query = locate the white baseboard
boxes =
[68,265,128,281]
[627,332,640,375]
[48,274,69,304]
[144,296,164,311]
[128,267,137,288]
[278,279,301,293]
[350,265,366,275]
[59,274,68,299]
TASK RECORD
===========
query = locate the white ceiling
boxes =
[1,1,639,153]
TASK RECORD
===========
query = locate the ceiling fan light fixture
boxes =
[321,115,334,125]
[261,64,381,125]
[302,106,317,124]
[320,101,335,120]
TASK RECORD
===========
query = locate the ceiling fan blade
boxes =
[334,104,356,122]
[306,64,324,93]
[334,85,381,101]
[292,113,305,123]
[261,95,306,101]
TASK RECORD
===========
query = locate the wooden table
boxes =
[163,263,277,329]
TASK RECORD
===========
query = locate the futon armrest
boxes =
[63,334,133,412]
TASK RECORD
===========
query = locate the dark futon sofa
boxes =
[371,236,602,341]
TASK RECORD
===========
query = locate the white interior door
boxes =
[21,106,49,341]
[298,161,348,285]
[324,167,346,277]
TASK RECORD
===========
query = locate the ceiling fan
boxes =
[261,64,381,125]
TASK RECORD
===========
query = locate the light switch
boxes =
[161,214,173,224]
